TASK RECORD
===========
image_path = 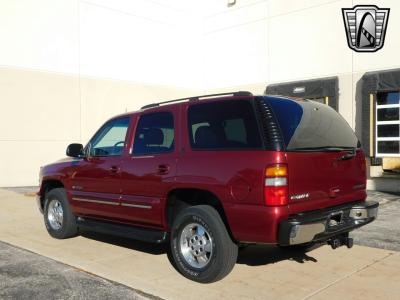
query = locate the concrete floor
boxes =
[1,188,399,300]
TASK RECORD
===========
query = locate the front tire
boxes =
[170,205,238,283]
[44,188,78,239]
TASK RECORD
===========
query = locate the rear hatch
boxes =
[261,96,367,213]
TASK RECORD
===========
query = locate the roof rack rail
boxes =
[140,91,253,110]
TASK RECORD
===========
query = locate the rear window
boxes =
[133,112,174,156]
[188,100,262,150]
[262,97,358,150]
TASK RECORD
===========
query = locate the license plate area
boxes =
[328,211,343,227]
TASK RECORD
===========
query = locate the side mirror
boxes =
[66,143,84,158]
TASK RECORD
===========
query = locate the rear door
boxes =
[119,108,179,227]
[263,96,367,213]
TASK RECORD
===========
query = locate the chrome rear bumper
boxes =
[278,201,378,246]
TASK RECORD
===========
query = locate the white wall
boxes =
[200,0,400,88]
[202,1,269,89]
[0,0,203,88]
[0,0,79,73]
[79,0,202,88]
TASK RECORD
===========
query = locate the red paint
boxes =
[38,95,367,244]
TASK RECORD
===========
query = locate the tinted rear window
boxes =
[262,97,358,150]
[188,100,262,150]
[133,112,174,156]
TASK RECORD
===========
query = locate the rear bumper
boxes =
[278,200,378,246]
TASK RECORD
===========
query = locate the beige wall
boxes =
[0,0,201,186]
[0,67,197,186]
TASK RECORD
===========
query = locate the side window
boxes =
[188,100,262,150]
[133,112,174,156]
[90,117,130,157]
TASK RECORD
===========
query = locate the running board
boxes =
[76,217,168,243]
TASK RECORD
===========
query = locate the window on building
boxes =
[376,92,400,157]
[133,112,174,156]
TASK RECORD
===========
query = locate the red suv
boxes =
[37,91,378,283]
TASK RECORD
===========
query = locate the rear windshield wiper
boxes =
[337,147,357,160]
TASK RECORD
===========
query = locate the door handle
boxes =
[109,166,119,173]
[157,164,170,175]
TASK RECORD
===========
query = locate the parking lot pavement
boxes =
[0,241,151,300]
[352,191,400,251]
[1,188,400,300]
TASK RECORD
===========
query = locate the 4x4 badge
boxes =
[342,5,390,52]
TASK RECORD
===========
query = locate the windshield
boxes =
[261,96,359,151]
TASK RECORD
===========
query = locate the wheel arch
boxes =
[165,188,236,242]
[38,178,65,211]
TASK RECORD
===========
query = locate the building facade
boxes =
[1,0,399,191]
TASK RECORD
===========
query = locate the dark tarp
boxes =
[361,68,400,92]
[264,76,338,111]
[357,68,400,158]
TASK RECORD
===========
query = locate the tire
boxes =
[170,205,238,283]
[44,188,78,239]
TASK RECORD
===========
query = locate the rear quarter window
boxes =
[188,100,262,150]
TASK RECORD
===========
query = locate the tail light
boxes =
[264,164,288,206]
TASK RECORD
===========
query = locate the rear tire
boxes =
[170,205,238,283]
[44,188,78,239]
